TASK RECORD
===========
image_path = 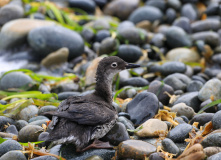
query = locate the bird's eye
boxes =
[111,62,118,68]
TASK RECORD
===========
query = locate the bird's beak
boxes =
[125,63,140,69]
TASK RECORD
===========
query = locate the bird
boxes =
[43,56,140,152]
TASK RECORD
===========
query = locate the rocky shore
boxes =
[0,0,221,160]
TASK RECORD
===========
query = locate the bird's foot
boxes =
[78,139,113,152]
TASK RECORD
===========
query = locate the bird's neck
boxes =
[95,74,113,104]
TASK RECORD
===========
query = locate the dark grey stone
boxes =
[129,6,163,24]
[0,116,15,131]
[165,26,192,48]
[207,152,221,160]
[117,116,135,134]
[149,152,164,160]
[167,0,181,11]
[28,26,84,60]
[167,123,193,143]
[190,113,214,127]
[187,81,203,92]
[0,140,23,157]
[202,132,221,148]
[18,125,43,142]
[99,37,117,55]
[162,138,180,155]
[117,21,135,33]
[191,19,221,33]
[166,8,176,24]
[212,111,221,130]
[31,155,58,160]
[6,125,18,135]
[15,120,28,131]
[95,30,111,43]
[150,33,165,48]
[160,62,186,76]
[0,150,26,160]
[38,105,57,115]
[173,17,191,33]
[120,77,149,87]
[69,0,96,14]
[57,92,81,100]
[28,116,49,123]
[145,0,166,12]
[126,91,159,125]
[181,3,198,21]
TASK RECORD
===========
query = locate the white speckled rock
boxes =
[198,79,221,101]
[135,119,168,137]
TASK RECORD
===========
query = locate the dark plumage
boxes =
[44,56,140,151]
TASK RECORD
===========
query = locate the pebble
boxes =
[161,61,187,76]
[0,19,55,49]
[101,122,130,146]
[30,156,58,160]
[15,120,28,131]
[120,77,149,87]
[38,105,57,115]
[162,138,180,155]
[150,33,165,48]
[190,113,214,127]
[172,17,191,33]
[5,125,18,135]
[85,155,103,160]
[174,92,201,112]
[148,80,174,105]
[165,26,192,48]
[69,0,96,14]
[18,125,43,142]
[117,116,134,133]
[116,139,156,159]
[208,152,221,160]
[149,152,164,160]
[98,37,117,55]
[118,27,147,45]
[94,30,110,42]
[28,116,49,123]
[198,79,221,101]
[146,0,166,12]
[117,44,143,63]
[129,6,163,24]
[202,132,221,148]
[181,3,198,21]
[28,25,84,59]
[0,151,27,160]
[212,111,221,130]
[40,48,69,67]
[0,116,15,131]
[0,140,23,157]
[57,92,81,100]
[117,20,135,32]
[167,123,193,143]
[104,0,139,20]
[17,105,39,121]
[135,119,168,137]
[191,19,221,33]
[171,103,195,119]
[29,119,48,126]
[0,4,24,26]
[126,91,159,125]
[0,72,33,91]
[166,48,200,62]
[187,81,203,92]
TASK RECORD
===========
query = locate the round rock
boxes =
[120,77,149,87]
[212,111,221,130]
[187,81,203,92]
[202,132,221,148]
[198,79,221,101]
[167,123,193,143]
[160,61,186,76]
[162,138,180,155]
[172,17,191,33]
[207,152,221,160]
[69,0,96,14]
[171,103,195,119]
[30,155,58,160]
[6,125,18,135]
[135,119,168,137]
[181,3,198,21]
[191,19,221,33]
[128,6,163,24]
[28,25,84,59]
[18,125,43,142]
[15,120,28,131]
[0,72,33,91]
[0,116,15,131]
[0,151,26,160]
[0,140,23,157]
[117,140,156,159]
[190,113,214,127]
[126,91,159,125]
[17,105,39,121]
[38,105,57,115]
[165,26,192,48]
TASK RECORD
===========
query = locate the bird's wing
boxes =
[45,98,116,126]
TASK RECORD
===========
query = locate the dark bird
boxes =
[44,56,140,151]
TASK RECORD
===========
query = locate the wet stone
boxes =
[6,125,18,135]
[192,75,206,84]
[174,92,201,112]
[198,79,221,101]
[28,116,49,123]
[129,6,163,24]
[120,77,149,87]
[101,122,130,146]
[0,72,33,91]
[117,44,143,63]
[149,152,165,160]
[31,156,57,160]
[135,119,168,137]
[167,123,193,143]
[17,105,39,121]
[207,152,221,160]
[190,113,214,127]
[191,19,221,33]
[0,140,23,157]
[160,62,186,76]
[118,27,147,45]
[18,125,43,142]
[28,25,84,59]
[187,81,203,92]
[181,3,198,21]
[60,145,115,160]
[171,103,195,119]
[0,150,27,160]
[0,116,15,131]
[165,26,192,48]
[68,0,96,14]
[117,140,156,159]
[202,132,221,148]
[162,138,180,155]
[148,80,174,105]
[126,91,159,126]
[15,120,28,131]
[117,87,137,99]
[38,105,57,115]
[212,111,221,130]
[117,116,134,134]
